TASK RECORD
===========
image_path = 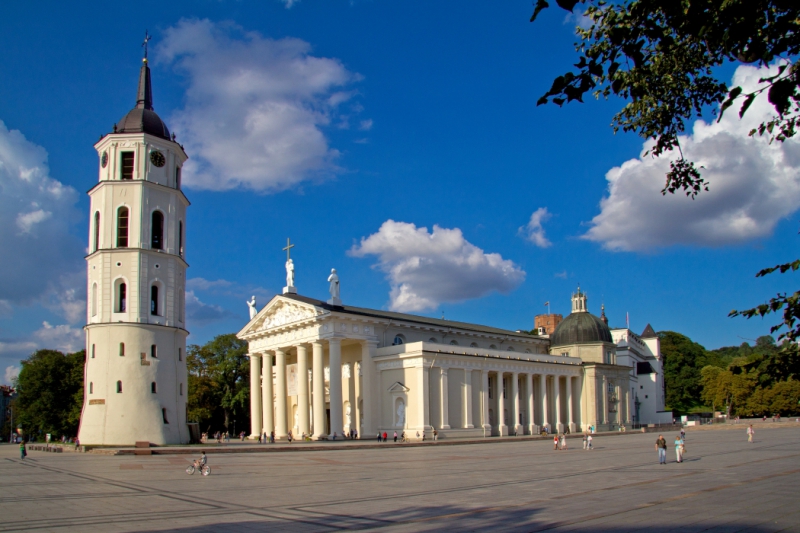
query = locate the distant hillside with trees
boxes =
[660,331,800,417]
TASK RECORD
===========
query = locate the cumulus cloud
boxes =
[157,19,367,192]
[3,365,20,386]
[185,290,236,326]
[0,121,85,320]
[349,220,526,312]
[187,278,233,292]
[584,63,800,251]
[359,119,373,131]
[33,322,84,354]
[519,207,553,248]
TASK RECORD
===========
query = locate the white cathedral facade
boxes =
[77,52,190,445]
[238,283,672,441]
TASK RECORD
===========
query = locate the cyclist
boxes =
[193,451,207,470]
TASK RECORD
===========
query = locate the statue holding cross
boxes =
[283,238,297,294]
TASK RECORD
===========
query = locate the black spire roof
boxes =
[114,58,171,140]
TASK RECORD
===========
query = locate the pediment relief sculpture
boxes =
[258,302,319,331]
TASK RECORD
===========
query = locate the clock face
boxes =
[150,151,166,168]
[101,152,108,168]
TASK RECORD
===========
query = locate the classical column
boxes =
[481,370,490,434]
[328,339,343,438]
[497,373,507,436]
[540,374,549,430]
[439,367,450,429]
[601,376,608,425]
[464,369,474,429]
[360,341,378,437]
[555,375,562,433]
[347,363,357,434]
[353,361,361,436]
[567,375,575,432]
[262,352,274,436]
[312,342,326,439]
[275,349,287,438]
[512,372,521,435]
[526,373,535,434]
[418,362,431,435]
[296,344,310,437]
[249,353,263,437]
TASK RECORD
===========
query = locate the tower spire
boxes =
[136,31,153,110]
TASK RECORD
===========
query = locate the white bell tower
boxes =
[78,40,190,445]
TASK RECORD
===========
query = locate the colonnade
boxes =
[248,339,377,440]
[431,368,580,435]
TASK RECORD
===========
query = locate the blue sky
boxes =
[1,0,799,383]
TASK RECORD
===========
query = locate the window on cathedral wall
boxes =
[151,382,157,393]
[93,211,100,252]
[116,207,129,247]
[151,344,158,359]
[150,284,160,315]
[116,381,122,393]
[119,342,125,356]
[120,152,134,180]
[151,211,164,250]
[116,282,127,313]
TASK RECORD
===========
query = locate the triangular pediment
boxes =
[238,296,324,337]
[388,381,409,392]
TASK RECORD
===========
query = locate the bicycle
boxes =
[186,460,210,476]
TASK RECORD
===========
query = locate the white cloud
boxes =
[554,271,567,279]
[33,322,84,354]
[349,220,526,312]
[187,277,234,291]
[519,207,553,248]
[584,63,800,251]
[0,121,85,319]
[279,0,299,8]
[157,19,363,192]
[359,119,373,131]
[3,365,19,386]
[185,290,236,326]
[0,341,37,356]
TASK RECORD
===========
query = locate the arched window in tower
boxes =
[91,344,95,359]
[162,408,169,424]
[120,152,134,180]
[175,167,181,189]
[93,211,100,252]
[178,221,183,257]
[116,381,123,393]
[89,382,93,394]
[151,211,164,250]
[180,383,183,396]
[117,282,127,313]
[116,207,129,247]
[151,344,157,359]
[150,285,159,315]
[151,382,157,393]
[119,342,125,356]
[91,283,98,317]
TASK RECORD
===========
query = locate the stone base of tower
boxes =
[78,323,190,446]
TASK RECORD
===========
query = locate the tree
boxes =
[659,331,709,413]
[14,349,85,439]
[187,334,250,434]
[530,1,800,342]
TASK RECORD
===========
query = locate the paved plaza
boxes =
[2,427,799,532]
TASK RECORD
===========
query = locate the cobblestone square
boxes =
[2,427,798,532]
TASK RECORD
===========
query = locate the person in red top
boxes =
[553,434,559,450]
[382,432,388,442]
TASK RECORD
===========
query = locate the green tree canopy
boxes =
[659,331,709,412]
[14,349,85,439]
[187,334,250,434]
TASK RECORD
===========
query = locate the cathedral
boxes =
[76,42,669,446]
[238,277,672,441]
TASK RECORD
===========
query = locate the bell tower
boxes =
[78,39,190,445]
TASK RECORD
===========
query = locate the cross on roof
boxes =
[283,237,295,261]
[142,30,151,61]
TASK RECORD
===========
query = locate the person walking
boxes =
[747,424,755,443]
[674,434,684,463]
[377,432,382,442]
[393,431,398,442]
[587,434,593,450]
[655,434,667,464]
[680,428,685,441]
[19,441,26,460]
[582,433,588,450]
[433,429,438,441]
[382,432,388,442]
[562,433,568,450]
[554,434,559,450]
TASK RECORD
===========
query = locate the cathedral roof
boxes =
[114,59,171,140]
[640,323,657,338]
[549,310,613,347]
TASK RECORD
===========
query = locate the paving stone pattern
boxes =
[2,427,799,532]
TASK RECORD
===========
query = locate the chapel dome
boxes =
[113,59,171,141]
[549,311,613,347]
